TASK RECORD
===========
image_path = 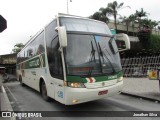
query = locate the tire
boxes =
[19,76,24,86]
[41,81,50,101]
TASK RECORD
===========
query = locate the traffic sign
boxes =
[0,15,7,32]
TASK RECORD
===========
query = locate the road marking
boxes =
[1,85,16,120]
[2,85,5,92]
[4,84,26,119]
[5,85,18,102]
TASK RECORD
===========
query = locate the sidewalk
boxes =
[122,78,160,101]
[0,75,15,120]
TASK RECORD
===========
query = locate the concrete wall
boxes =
[107,20,160,35]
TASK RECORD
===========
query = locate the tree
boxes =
[129,14,137,36]
[100,1,130,32]
[150,20,160,29]
[158,26,160,35]
[90,11,109,23]
[12,43,24,53]
[135,8,149,30]
[119,16,131,35]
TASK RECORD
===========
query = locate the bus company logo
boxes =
[57,91,63,98]
[2,112,11,117]
[108,75,117,79]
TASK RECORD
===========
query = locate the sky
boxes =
[0,0,160,55]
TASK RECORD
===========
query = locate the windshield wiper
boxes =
[97,42,116,74]
[89,41,96,62]
[87,41,96,76]
[109,35,118,54]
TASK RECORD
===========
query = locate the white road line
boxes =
[5,85,18,102]
[2,85,5,92]
[1,85,16,120]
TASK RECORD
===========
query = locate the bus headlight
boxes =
[117,76,123,82]
[67,82,85,88]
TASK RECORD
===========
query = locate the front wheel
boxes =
[41,81,50,101]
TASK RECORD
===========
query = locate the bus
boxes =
[16,13,130,105]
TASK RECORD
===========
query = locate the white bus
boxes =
[16,13,130,105]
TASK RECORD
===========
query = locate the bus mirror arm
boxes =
[55,27,58,32]
[58,47,62,52]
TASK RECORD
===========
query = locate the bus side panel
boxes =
[47,76,65,104]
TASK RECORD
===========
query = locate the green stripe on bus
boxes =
[17,53,46,69]
[66,71,123,83]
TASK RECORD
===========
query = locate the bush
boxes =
[137,30,151,49]
[150,34,160,51]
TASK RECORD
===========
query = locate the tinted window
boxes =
[26,31,45,58]
[17,31,45,64]
[46,20,63,79]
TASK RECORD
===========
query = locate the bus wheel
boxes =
[41,81,50,101]
[19,76,24,86]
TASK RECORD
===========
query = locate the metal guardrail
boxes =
[121,55,160,77]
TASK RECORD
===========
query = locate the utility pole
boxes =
[67,0,72,14]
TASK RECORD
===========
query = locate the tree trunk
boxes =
[114,14,117,33]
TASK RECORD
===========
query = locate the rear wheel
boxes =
[41,81,50,101]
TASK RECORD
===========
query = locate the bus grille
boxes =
[85,79,117,89]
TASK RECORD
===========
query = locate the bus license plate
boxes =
[98,90,108,95]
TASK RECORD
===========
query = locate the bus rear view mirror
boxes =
[115,33,130,52]
[56,26,67,48]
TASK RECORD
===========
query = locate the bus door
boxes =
[47,35,65,103]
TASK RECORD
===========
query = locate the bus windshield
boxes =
[64,33,122,77]
[60,17,121,77]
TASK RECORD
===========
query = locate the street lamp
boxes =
[67,0,72,14]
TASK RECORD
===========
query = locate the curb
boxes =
[1,85,16,120]
[121,92,160,103]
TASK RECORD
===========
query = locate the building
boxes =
[108,20,160,37]
[0,53,17,74]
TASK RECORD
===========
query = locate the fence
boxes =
[121,55,160,77]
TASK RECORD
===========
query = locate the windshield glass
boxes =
[64,33,122,77]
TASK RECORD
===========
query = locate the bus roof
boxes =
[57,13,106,25]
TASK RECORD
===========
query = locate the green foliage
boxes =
[12,43,24,53]
[90,0,130,33]
[135,8,149,29]
[138,32,160,51]
[137,30,151,49]
[89,11,109,23]
[150,34,160,51]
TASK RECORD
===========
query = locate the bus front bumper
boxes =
[64,81,123,105]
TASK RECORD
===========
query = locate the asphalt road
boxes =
[3,81,160,120]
